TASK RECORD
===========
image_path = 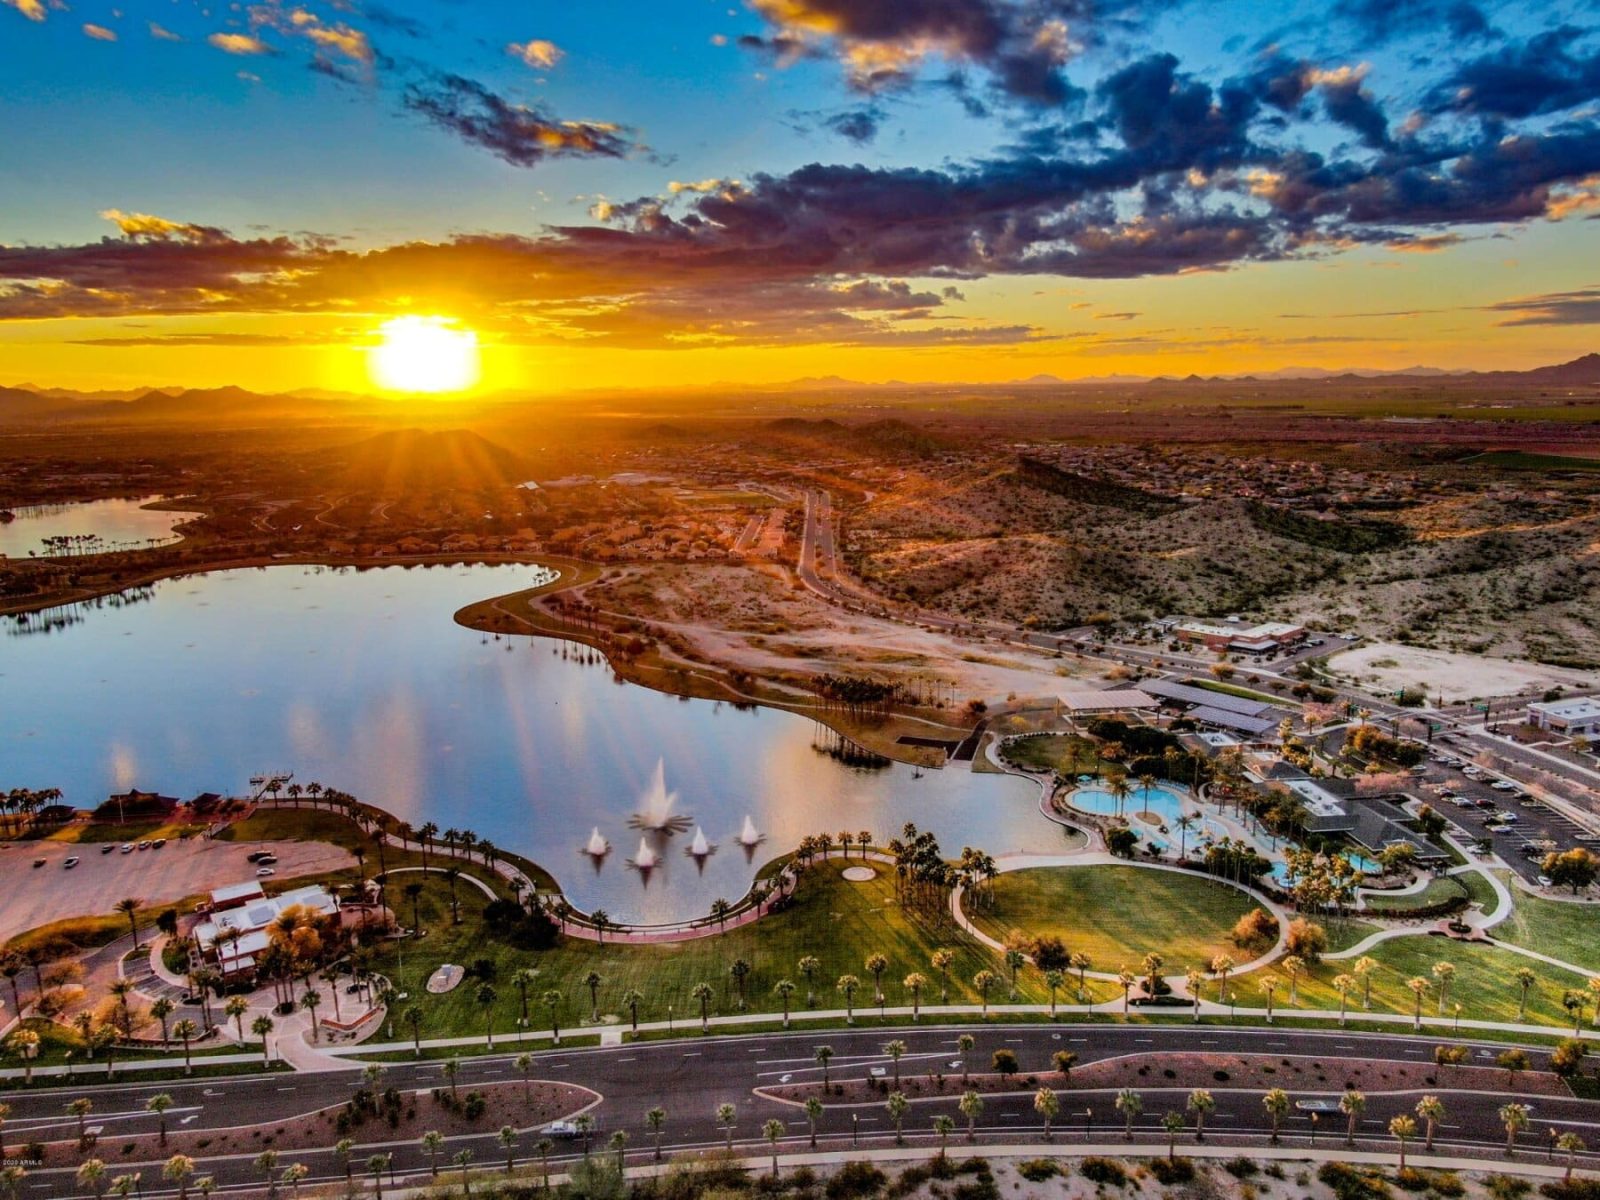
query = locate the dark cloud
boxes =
[1485,286,1600,326]
[402,74,634,167]
[1316,69,1392,151]
[738,0,1165,105]
[1430,29,1600,119]
[824,108,883,143]
[1333,0,1494,44]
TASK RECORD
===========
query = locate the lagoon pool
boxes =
[1069,781,1191,820]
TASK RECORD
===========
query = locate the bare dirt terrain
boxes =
[1326,644,1596,704]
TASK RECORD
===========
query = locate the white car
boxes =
[869,1067,888,1078]
[1537,876,1554,888]
[1491,780,1517,792]
[255,867,276,878]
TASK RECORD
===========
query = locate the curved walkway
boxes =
[949,853,1291,988]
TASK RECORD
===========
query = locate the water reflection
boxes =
[0,497,193,558]
[0,563,1051,922]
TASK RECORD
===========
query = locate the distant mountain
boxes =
[316,429,532,493]
[0,385,95,421]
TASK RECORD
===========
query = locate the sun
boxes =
[368,316,481,394]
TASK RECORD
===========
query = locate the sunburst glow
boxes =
[368,316,480,394]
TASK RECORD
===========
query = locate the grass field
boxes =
[363,858,1118,1044]
[1235,933,1593,1029]
[968,865,1261,974]
[997,735,1106,777]
[1361,874,1475,915]
[1486,884,1600,974]
[1183,678,1289,704]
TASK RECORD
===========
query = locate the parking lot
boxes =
[1416,746,1596,885]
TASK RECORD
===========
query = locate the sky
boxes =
[1,0,1598,393]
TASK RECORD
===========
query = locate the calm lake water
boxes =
[0,496,191,558]
[0,564,1051,923]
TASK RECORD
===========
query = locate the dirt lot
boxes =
[0,837,353,943]
[1327,643,1594,704]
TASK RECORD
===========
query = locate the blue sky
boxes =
[1,0,1598,389]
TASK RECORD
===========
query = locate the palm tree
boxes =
[1163,1111,1187,1160]
[1263,1088,1290,1144]
[1210,954,1234,1003]
[591,910,613,945]
[887,1092,910,1144]
[773,979,797,1028]
[932,1113,955,1160]
[147,1093,174,1144]
[404,882,425,934]
[1072,952,1092,997]
[692,981,715,1032]
[510,967,539,1027]
[620,988,645,1034]
[148,996,175,1045]
[172,1019,199,1075]
[1115,1088,1142,1140]
[583,971,604,1022]
[973,969,997,1016]
[1406,976,1429,1030]
[1281,956,1305,1005]
[1045,969,1066,1020]
[403,1006,424,1057]
[804,1097,824,1148]
[637,1105,664,1160]
[476,984,497,1049]
[865,953,889,1013]
[1260,977,1279,1024]
[1416,1095,1445,1152]
[451,1149,473,1196]
[254,1150,278,1200]
[366,1155,389,1200]
[223,995,249,1045]
[300,989,322,1042]
[717,1103,738,1152]
[163,1155,195,1200]
[543,989,563,1043]
[332,1139,354,1192]
[932,949,955,1003]
[1501,1102,1529,1157]
[960,1090,984,1142]
[1035,1087,1060,1141]
[1188,1089,1215,1141]
[1354,956,1379,1009]
[1497,1048,1530,1089]
[499,1125,518,1173]
[904,972,928,1021]
[837,974,861,1024]
[535,1138,554,1190]
[958,1034,975,1084]
[419,1124,444,1172]
[280,1164,308,1200]
[798,956,821,1007]
[68,1097,93,1142]
[1432,961,1456,1015]
[1340,1090,1365,1146]
[1390,1115,1417,1171]
[815,1045,834,1088]
[884,1039,908,1089]
[115,899,142,948]
[1558,1132,1587,1183]
[1332,974,1357,1026]
[763,1117,785,1177]
[442,1058,461,1102]
[1514,966,1538,1021]
[76,1159,108,1200]
[442,867,462,924]
[1117,968,1136,1015]
[730,959,752,1011]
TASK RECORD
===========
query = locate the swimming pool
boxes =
[1069,781,1191,819]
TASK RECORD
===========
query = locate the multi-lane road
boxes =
[9,1024,1595,1194]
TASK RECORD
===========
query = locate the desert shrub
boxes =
[1488,1178,1532,1200]
[1149,1158,1196,1185]
[1080,1158,1129,1187]
[826,1162,887,1200]
[1231,908,1279,950]
[1285,917,1328,962]
[1542,1183,1600,1200]
[1430,1173,1466,1197]
[1016,1160,1061,1182]
[1318,1162,1392,1200]
[1395,1168,1432,1192]
[1222,1157,1259,1179]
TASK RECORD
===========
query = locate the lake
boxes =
[0,496,193,558]
[0,564,1053,923]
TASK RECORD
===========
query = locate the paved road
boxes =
[10,1023,1594,1195]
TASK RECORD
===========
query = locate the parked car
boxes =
[1537,875,1554,888]
[255,867,276,878]
[247,851,268,863]
[121,843,134,853]
[63,856,80,868]
[32,858,45,868]
[100,844,116,854]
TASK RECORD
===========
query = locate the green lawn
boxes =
[365,859,1118,1044]
[1362,875,1474,915]
[997,735,1105,776]
[1235,934,1593,1029]
[1487,885,1600,974]
[1183,678,1288,704]
[968,865,1261,974]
